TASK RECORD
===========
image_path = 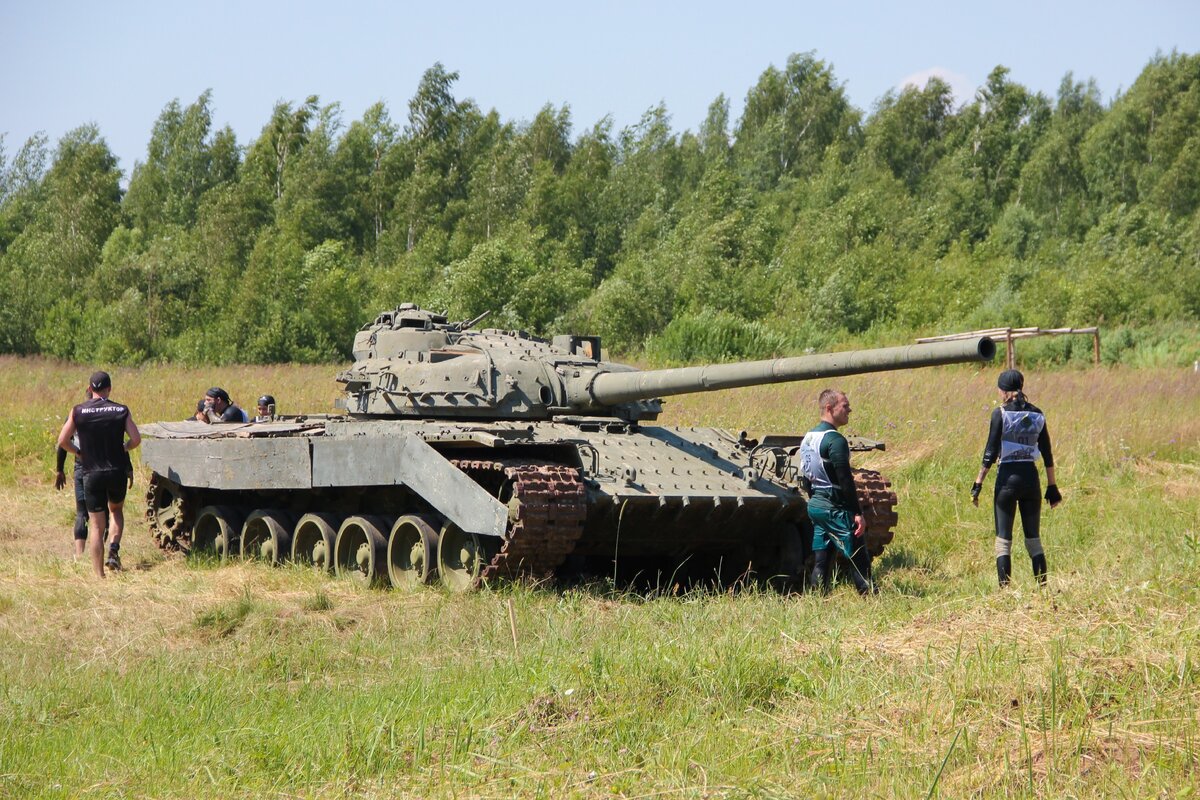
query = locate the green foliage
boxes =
[866,77,955,193]
[1,54,1199,366]
[0,125,121,354]
[578,251,676,352]
[124,90,235,231]
[1083,52,1200,214]
[734,52,861,188]
[644,308,791,361]
[996,320,1200,368]
[438,231,590,334]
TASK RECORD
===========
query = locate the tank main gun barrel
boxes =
[577,337,995,407]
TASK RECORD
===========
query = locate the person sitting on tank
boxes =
[253,394,276,423]
[197,387,248,423]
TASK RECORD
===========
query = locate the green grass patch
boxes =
[1,357,1198,797]
[193,590,259,638]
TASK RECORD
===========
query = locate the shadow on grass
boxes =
[193,589,257,638]
[878,547,930,571]
[875,546,949,597]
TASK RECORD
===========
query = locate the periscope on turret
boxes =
[141,303,994,591]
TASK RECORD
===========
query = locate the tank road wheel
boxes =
[292,513,341,573]
[387,514,441,587]
[145,474,195,552]
[192,506,246,562]
[853,469,900,557]
[334,515,391,587]
[437,522,499,593]
[240,509,296,565]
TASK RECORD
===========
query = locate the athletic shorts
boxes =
[83,469,127,513]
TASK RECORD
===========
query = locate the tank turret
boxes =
[336,303,995,420]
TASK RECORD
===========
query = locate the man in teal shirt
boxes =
[799,389,874,594]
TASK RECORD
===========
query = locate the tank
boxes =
[142,303,994,590]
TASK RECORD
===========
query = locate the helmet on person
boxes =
[257,395,275,407]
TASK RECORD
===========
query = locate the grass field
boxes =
[1,357,1197,798]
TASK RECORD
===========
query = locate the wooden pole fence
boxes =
[916,326,1101,368]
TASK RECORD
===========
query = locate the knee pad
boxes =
[994,537,1013,557]
[1024,537,1044,558]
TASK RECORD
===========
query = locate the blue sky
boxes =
[2,0,1196,177]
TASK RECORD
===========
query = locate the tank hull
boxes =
[142,416,892,588]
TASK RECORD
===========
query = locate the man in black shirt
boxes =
[56,371,141,578]
[54,387,128,557]
[196,387,248,423]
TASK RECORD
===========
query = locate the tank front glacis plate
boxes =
[561,425,791,498]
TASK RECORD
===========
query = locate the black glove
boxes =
[1044,484,1062,506]
[970,482,982,501]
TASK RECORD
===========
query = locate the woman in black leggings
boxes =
[971,370,1063,587]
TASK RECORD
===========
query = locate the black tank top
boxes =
[72,398,129,473]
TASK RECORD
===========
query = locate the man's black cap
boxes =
[89,371,111,391]
[205,387,231,404]
[997,369,1024,391]
[257,395,275,407]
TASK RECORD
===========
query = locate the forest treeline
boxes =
[1,52,1198,366]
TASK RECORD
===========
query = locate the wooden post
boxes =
[1006,328,1015,369]
[1093,330,1101,366]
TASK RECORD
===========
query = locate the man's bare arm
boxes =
[124,414,141,451]
[57,416,78,454]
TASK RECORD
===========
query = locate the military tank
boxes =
[142,304,994,590]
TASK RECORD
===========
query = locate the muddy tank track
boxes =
[145,461,587,586]
[853,468,898,556]
[451,459,587,586]
[145,474,195,553]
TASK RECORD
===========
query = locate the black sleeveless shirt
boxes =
[71,398,130,474]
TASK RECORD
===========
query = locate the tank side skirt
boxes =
[142,437,312,490]
[311,435,507,538]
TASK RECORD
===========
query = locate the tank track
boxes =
[144,460,586,586]
[451,459,587,586]
[145,474,196,553]
[853,469,898,556]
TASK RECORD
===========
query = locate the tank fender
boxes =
[311,435,507,538]
[142,436,312,490]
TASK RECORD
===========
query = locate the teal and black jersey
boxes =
[799,421,860,515]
